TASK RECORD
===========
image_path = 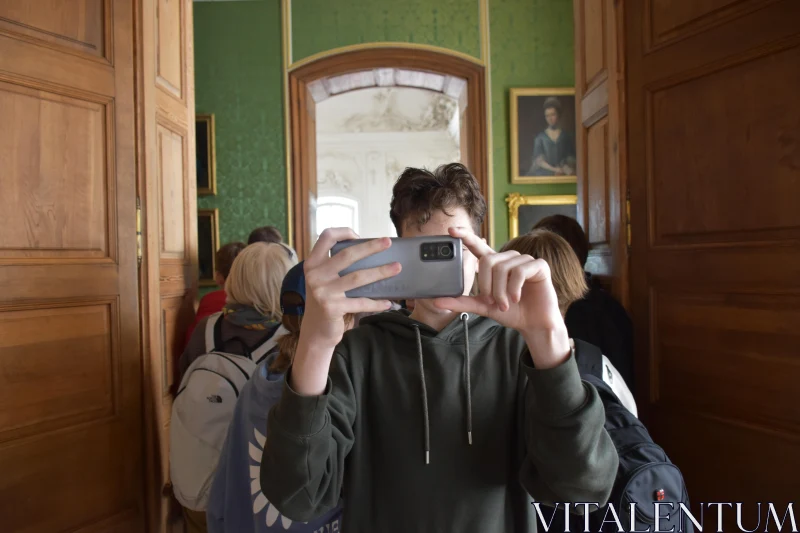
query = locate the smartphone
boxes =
[330,236,464,299]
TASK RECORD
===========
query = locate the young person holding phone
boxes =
[260,163,617,532]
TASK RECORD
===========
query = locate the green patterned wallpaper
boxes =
[193,0,575,250]
[194,0,286,247]
[490,0,575,244]
[291,0,481,61]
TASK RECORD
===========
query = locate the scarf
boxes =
[222,303,280,331]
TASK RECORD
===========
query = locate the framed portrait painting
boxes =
[197,209,219,286]
[510,88,577,184]
[506,193,577,239]
[196,114,217,195]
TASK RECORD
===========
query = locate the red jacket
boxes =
[184,289,227,347]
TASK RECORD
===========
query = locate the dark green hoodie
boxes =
[261,310,617,532]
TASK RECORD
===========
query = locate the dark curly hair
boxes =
[533,215,589,267]
[247,225,282,245]
[389,163,486,236]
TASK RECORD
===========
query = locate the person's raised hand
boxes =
[433,227,570,368]
[302,228,400,350]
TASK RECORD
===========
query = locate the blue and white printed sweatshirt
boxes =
[207,352,343,533]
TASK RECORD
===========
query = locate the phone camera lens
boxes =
[439,245,452,257]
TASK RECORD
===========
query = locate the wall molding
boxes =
[281,0,293,244]
[289,42,484,71]
[480,0,494,247]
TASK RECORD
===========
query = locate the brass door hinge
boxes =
[136,197,143,265]
[626,194,631,249]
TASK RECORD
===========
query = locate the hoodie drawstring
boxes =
[413,314,474,465]
[412,325,431,465]
[461,312,473,446]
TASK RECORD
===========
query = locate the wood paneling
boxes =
[582,0,606,89]
[573,0,627,302]
[627,0,800,522]
[586,119,609,245]
[0,0,106,58]
[156,0,183,99]
[648,44,800,246]
[137,0,196,530]
[646,0,778,49]
[157,123,187,256]
[0,0,143,530]
[0,81,109,260]
[652,290,800,428]
[288,47,488,258]
[160,296,186,397]
[0,303,114,438]
[0,423,140,533]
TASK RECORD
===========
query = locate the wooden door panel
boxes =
[0,0,142,531]
[0,421,140,533]
[574,0,627,302]
[648,44,800,246]
[156,0,184,99]
[0,0,106,58]
[157,122,188,257]
[139,0,196,530]
[0,81,110,259]
[0,302,115,438]
[651,290,800,431]
[581,0,606,88]
[627,0,800,516]
[651,409,799,508]
[586,118,609,246]
[645,0,778,49]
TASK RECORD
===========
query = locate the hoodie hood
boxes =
[357,309,505,464]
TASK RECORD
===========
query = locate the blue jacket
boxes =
[207,353,343,533]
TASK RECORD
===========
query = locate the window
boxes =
[316,196,359,237]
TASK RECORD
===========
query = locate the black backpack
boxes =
[538,340,692,533]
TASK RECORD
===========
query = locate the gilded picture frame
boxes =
[506,193,578,239]
[197,208,220,287]
[196,114,217,196]
[510,87,577,185]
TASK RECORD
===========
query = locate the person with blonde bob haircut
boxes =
[177,242,296,533]
[179,241,297,380]
[502,229,637,418]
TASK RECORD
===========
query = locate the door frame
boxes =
[287,47,488,258]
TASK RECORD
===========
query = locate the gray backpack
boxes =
[170,313,284,510]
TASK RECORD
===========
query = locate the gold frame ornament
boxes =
[510,87,577,184]
[506,193,578,239]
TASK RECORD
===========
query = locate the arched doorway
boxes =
[287,47,488,258]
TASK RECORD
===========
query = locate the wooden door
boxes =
[573,0,629,306]
[626,0,800,526]
[136,0,198,530]
[0,1,144,531]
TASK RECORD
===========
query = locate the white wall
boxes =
[315,88,460,240]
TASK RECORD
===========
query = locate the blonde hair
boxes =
[501,229,588,316]
[225,242,297,319]
[269,295,355,374]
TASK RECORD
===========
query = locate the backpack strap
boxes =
[576,339,639,417]
[205,312,223,353]
[573,338,604,379]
